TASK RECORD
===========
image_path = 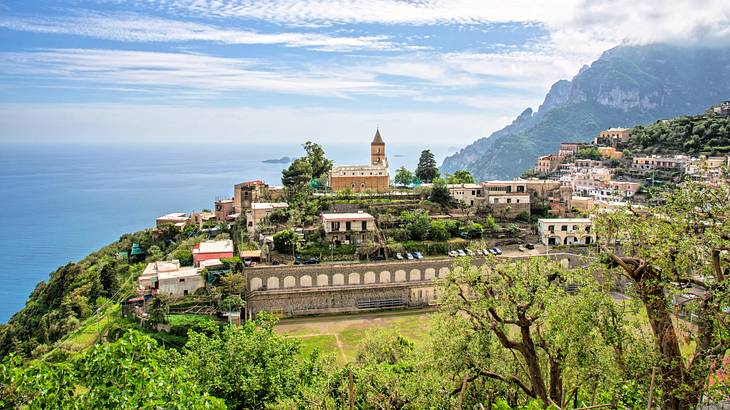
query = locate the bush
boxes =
[172,249,193,266]
[273,229,296,253]
[428,220,450,241]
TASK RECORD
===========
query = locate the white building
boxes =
[138,260,203,297]
[155,212,189,229]
[447,183,484,206]
[321,211,376,244]
[537,218,595,246]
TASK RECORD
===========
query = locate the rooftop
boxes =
[157,212,188,220]
[322,212,375,221]
[193,239,234,254]
[251,202,289,210]
[538,218,592,223]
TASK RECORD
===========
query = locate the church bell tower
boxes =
[370,128,386,167]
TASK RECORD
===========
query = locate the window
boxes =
[361,183,365,188]
[362,221,367,230]
[573,225,579,231]
[561,225,568,231]
[548,225,555,233]
[507,198,512,204]
[179,278,185,283]
[346,221,351,231]
[332,221,340,231]
[585,226,591,233]
[517,185,525,193]
[183,290,188,296]
[471,190,476,195]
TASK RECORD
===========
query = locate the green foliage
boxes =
[172,248,193,266]
[428,220,450,241]
[627,114,730,155]
[282,157,313,189]
[398,210,432,241]
[303,141,333,179]
[273,229,297,253]
[415,149,439,183]
[575,145,602,160]
[183,314,324,409]
[446,169,475,184]
[0,332,225,409]
[429,177,450,205]
[394,166,414,187]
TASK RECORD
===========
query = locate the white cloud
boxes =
[0,103,503,145]
[0,48,388,98]
[0,13,406,52]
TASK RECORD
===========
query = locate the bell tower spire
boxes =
[370,127,386,166]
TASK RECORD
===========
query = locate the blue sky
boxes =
[0,0,728,145]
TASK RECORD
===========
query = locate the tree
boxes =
[399,210,431,241]
[273,229,297,253]
[183,314,323,409]
[173,249,193,266]
[97,257,118,297]
[575,146,602,160]
[282,157,313,189]
[415,150,439,183]
[438,258,632,407]
[428,220,450,241]
[302,141,333,179]
[447,169,475,184]
[594,182,730,409]
[429,178,450,205]
[394,166,414,187]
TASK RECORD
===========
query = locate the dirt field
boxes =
[274,308,436,363]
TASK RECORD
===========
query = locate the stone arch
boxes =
[394,269,407,282]
[250,277,262,291]
[283,276,296,288]
[564,236,578,245]
[348,272,361,285]
[364,271,376,284]
[438,267,450,278]
[379,270,391,283]
[409,269,421,281]
[300,275,312,287]
[332,273,345,286]
[266,276,279,289]
[583,235,593,244]
[317,274,329,286]
[424,268,435,280]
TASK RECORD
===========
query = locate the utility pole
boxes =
[348,368,355,410]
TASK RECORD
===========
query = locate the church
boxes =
[329,129,390,193]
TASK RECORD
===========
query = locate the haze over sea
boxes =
[0,142,451,322]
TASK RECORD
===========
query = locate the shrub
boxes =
[273,229,296,253]
[428,220,450,241]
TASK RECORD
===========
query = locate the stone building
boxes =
[535,154,563,174]
[155,212,189,229]
[322,211,376,244]
[447,183,484,207]
[329,129,390,192]
[233,180,268,213]
[537,218,595,246]
[559,142,589,157]
[594,127,631,146]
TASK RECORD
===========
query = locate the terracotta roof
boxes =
[371,128,384,145]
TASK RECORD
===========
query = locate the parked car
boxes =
[493,247,503,255]
[294,257,302,265]
[405,252,414,260]
[448,251,458,257]
[396,252,404,260]
[526,243,535,250]
[303,257,320,264]
[371,254,386,261]
[457,249,466,257]
[413,251,424,260]
[487,248,497,255]
[518,245,526,252]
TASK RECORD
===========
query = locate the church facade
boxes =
[329,129,390,193]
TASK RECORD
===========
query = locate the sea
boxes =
[0,143,453,322]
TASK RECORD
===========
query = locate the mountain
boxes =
[441,44,730,180]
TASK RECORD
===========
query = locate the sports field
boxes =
[274,308,436,363]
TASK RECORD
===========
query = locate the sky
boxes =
[0,0,729,146]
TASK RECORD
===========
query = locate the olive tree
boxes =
[595,182,730,409]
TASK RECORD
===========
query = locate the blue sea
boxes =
[0,143,452,322]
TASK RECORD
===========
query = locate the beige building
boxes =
[447,183,484,206]
[322,212,376,244]
[633,155,688,171]
[155,212,189,229]
[329,129,390,193]
[245,202,289,233]
[537,218,595,246]
[214,198,236,222]
[559,142,589,157]
[233,180,268,213]
[138,260,203,297]
[535,154,563,174]
[486,192,531,218]
[595,127,631,146]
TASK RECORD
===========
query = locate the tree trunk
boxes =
[519,325,550,404]
[636,271,695,410]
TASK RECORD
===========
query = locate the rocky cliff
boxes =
[441,44,730,180]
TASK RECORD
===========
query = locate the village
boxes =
[125,103,730,322]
